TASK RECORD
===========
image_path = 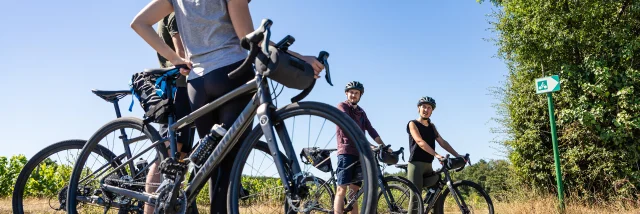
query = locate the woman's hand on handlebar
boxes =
[170,57,193,76]
[435,154,445,161]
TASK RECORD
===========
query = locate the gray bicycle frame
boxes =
[98,72,304,206]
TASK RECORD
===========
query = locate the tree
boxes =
[451,159,516,202]
[480,0,640,202]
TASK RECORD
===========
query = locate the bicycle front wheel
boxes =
[434,180,494,214]
[228,101,379,214]
[377,176,423,214]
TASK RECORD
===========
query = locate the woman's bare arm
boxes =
[131,0,185,65]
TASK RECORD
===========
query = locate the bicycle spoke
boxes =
[307,115,311,149]
[312,118,327,148]
[88,151,100,173]
[323,132,336,150]
[109,132,115,154]
[131,132,143,154]
[251,147,257,176]
[291,116,296,141]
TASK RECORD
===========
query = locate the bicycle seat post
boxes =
[111,94,136,173]
[113,100,123,119]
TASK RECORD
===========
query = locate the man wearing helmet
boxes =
[407,96,463,214]
[334,81,387,214]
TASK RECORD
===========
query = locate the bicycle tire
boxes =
[227,101,379,214]
[434,180,494,214]
[377,176,424,214]
[12,139,118,214]
[301,176,334,213]
[66,117,165,214]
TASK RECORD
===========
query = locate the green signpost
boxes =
[535,75,564,210]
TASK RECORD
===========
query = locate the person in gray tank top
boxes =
[131,0,325,213]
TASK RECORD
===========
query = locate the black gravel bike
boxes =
[394,154,494,214]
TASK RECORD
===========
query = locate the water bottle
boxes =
[189,124,227,167]
[425,187,436,202]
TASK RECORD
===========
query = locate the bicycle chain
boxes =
[102,158,188,189]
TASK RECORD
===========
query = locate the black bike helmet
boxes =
[345,81,365,94]
[417,96,436,109]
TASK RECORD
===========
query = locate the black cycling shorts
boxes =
[187,60,254,213]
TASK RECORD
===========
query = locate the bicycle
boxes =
[394,154,494,214]
[65,18,380,214]
[300,145,424,213]
[11,89,148,214]
[12,86,279,213]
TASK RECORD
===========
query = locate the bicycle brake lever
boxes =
[466,153,471,165]
[317,51,332,86]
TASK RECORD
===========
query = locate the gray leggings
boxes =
[408,161,439,214]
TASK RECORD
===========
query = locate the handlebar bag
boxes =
[255,46,315,90]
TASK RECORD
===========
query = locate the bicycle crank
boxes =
[154,181,187,214]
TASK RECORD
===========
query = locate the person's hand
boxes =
[435,154,445,161]
[170,58,193,76]
[299,55,324,78]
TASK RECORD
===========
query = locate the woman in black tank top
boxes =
[406,96,463,214]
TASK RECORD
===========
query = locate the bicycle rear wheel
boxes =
[12,139,118,214]
[434,180,494,214]
[65,117,166,214]
[228,101,379,214]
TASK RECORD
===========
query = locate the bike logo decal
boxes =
[260,115,268,125]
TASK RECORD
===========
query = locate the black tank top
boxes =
[406,120,437,163]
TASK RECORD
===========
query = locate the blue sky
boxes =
[1,1,507,169]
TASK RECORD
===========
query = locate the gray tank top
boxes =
[168,0,248,81]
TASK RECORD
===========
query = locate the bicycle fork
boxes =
[377,175,400,212]
[255,75,305,200]
[443,172,470,214]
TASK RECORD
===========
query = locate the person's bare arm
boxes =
[171,33,185,58]
[131,0,183,64]
[433,124,461,157]
[373,137,384,146]
[227,0,255,47]
[409,122,444,160]
[227,0,324,76]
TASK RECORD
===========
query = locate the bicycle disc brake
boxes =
[286,173,318,213]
